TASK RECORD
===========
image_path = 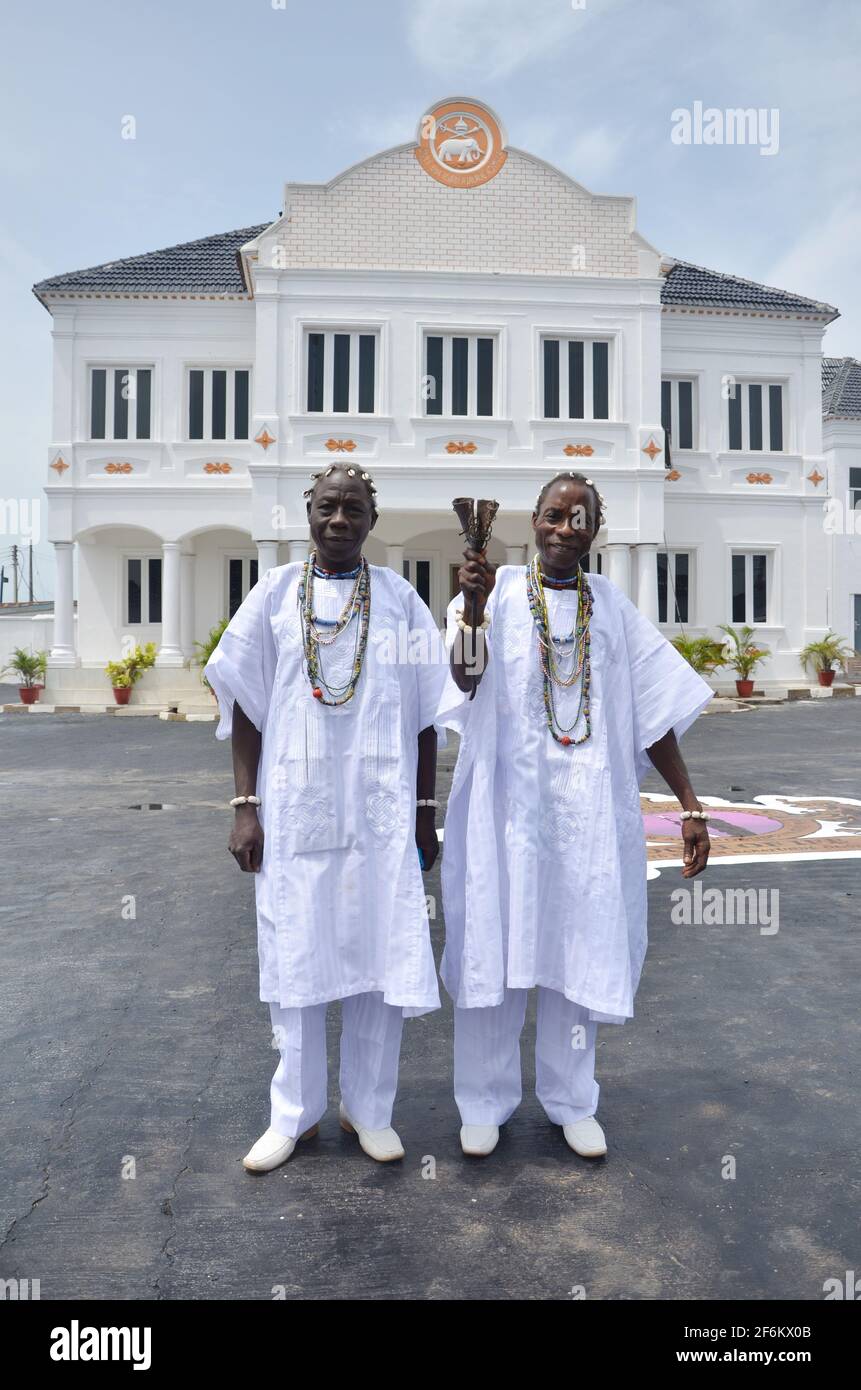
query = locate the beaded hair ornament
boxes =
[533,471,606,529]
[303,464,378,515]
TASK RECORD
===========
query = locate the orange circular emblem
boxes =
[415,98,508,189]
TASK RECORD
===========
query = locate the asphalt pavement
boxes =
[0,699,858,1300]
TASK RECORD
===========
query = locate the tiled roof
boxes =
[661,258,838,319]
[32,225,270,300]
[822,356,861,419]
[34,224,840,325]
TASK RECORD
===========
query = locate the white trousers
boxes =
[268,992,404,1138]
[454,986,600,1127]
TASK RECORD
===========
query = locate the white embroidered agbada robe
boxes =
[205,562,448,1018]
[438,566,714,1024]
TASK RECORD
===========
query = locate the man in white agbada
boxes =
[439,472,714,1160]
[204,465,447,1172]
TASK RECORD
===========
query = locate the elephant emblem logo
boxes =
[415,98,508,188]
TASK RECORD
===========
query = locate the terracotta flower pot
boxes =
[817,669,835,687]
[112,686,133,705]
[735,679,754,697]
[19,686,40,705]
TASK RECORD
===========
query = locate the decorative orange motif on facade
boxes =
[642,437,662,462]
[50,456,69,475]
[204,462,232,474]
[446,441,478,454]
[325,439,357,452]
[563,444,594,457]
[255,428,276,450]
[807,469,824,487]
[747,472,773,484]
[105,462,133,474]
[665,469,681,482]
[415,98,508,189]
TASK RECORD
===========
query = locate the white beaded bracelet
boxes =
[416,799,439,808]
[679,810,709,822]
[455,609,489,633]
[230,794,261,808]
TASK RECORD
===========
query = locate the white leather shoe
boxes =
[460,1124,500,1156]
[339,1101,404,1162]
[562,1116,607,1157]
[242,1122,319,1173]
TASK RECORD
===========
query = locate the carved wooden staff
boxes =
[452,496,499,698]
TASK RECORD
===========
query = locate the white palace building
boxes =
[32,97,861,710]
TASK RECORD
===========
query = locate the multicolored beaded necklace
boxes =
[297,551,371,705]
[525,554,593,746]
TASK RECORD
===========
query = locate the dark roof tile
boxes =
[33,225,270,298]
[661,258,837,318]
[822,356,861,419]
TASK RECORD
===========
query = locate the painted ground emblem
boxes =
[641,794,861,878]
[416,98,508,188]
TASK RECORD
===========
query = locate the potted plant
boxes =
[193,618,228,700]
[718,624,770,697]
[798,632,854,687]
[3,647,47,704]
[104,642,157,705]
[670,634,726,676]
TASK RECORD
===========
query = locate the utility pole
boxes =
[28,543,34,601]
[11,544,18,603]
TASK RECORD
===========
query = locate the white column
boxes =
[386,543,405,578]
[180,550,195,658]
[257,540,280,575]
[636,544,659,625]
[604,543,631,596]
[288,538,309,564]
[157,542,184,666]
[49,541,76,664]
[506,544,526,567]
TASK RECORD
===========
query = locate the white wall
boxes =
[659,313,832,679]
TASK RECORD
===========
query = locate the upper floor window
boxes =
[423,333,495,417]
[305,331,378,414]
[731,551,768,624]
[541,338,610,421]
[126,556,161,624]
[657,550,690,623]
[661,378,696,451]
[90,367,152,441]
[188,368,250,441]
[727,381,784,452]
[849,466,861,509]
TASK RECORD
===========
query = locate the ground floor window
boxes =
[731,551,768,624]
[227,556,259,618]
[403,557,431,609]
[126,556,162,624]
[657,550,690,623]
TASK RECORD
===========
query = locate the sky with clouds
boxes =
[2,0,858,594]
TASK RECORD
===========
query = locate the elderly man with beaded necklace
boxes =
[438,472,713,1159]
[205,464,446,1172]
